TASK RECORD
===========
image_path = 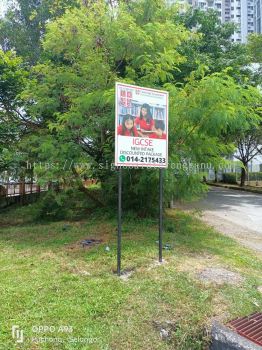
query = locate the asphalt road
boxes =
[176,186,262,253]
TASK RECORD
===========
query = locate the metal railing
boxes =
[0,182,47,198]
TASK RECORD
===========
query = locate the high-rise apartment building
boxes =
[231,0,255,42]
[167,0,261,42]
[254,0,262,33]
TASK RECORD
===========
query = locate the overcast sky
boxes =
[0,0,7,17]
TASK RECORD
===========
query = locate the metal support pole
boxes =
[117,167,122,276]
[159,168,164,262]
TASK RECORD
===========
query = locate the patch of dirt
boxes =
[197,267,244,285]
[153,320,177,341]
[81,239,102,247]
[60,259,92,277]
[176,253,219,274]
[70,268,91,276]
[118,268,135,281]
[63,223,113,252]
[176,254,244,286]
[147,259,168,270]
[89,223,113,239]
[64,238,103,252]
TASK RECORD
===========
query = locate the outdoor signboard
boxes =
[115,82,168,168]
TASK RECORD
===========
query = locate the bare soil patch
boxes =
[197,267,244,285]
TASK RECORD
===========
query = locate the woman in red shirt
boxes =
[135,103,155,137]
[117,114,138,137]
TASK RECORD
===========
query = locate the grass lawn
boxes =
[0,205,261,350]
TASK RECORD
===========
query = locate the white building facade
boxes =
[167,0,261,42]
[254,0,262,33]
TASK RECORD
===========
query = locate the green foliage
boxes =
[222,173,237,184]
[32,190,73,220]
[168,72,262,164]
[248,34,262,63]
[0,0,79,64]
[0,50,26,105]
[247,34,262,85]
[0,50,30,177]
[32,188,95,221]
[1,0,262,215]
[19,0,192,212]
[19,1,261,213]
[248,172,262,181]
[234,126,262,186]
[174,9,248,82]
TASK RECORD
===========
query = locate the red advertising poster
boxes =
[115,82,168,168]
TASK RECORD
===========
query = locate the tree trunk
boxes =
[214,169,218,183]
[240,166,246,187]
[19,178,26,205]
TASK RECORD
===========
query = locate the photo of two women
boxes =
[117,103,167,140]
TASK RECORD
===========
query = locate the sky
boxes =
[0,0,7,17]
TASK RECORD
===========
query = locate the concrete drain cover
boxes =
[228,312,262,346]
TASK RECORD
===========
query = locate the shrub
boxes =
[222,173,237,184]
[248,172,262,181]
[32,188,96,221]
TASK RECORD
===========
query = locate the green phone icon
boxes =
[119,155,126,162]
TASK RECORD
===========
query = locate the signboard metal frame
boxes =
[115,82,169,275]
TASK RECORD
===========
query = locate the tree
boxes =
[168,71,262,188]
[174,8,254,84]
[248,34,262,63]
[235,128,262,186]
[246,34,262,86]
[0,50,28,177]
[229,34,262,186]
[2,0,261,214]
[0,49,46,183]
[0,0,79,64]
[19,0,262,213]
[19,0,194,213]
